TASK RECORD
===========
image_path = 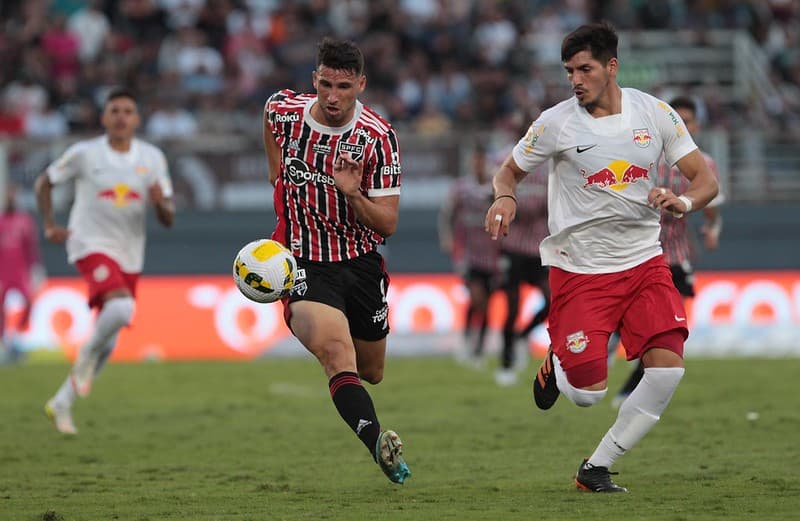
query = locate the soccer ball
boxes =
[232,239,297,303]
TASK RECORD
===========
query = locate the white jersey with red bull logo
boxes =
[512,88,698,274]
[657,150,725,266]
[46,136,173,272]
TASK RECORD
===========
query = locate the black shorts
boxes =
[670,263,695,298]
[463,267,496,293]
[500,251,548,288]
[287,251,390,341]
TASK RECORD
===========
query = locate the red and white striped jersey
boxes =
[266,90,402,262]
[657,150,724,265]
[444,177,500,272]
[501,167,548,257]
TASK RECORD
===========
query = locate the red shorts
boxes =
[75,253,139,309]
[547,255,687,372]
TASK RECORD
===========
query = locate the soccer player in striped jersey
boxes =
[611,96,724,407]
[262,38,409,484]
[439,146,501,368]
[496,167,550,386]
[486,23,718,492]
[35,87,175,435]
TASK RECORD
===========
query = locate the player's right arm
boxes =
[35,143,83,244]
[263,98,282,187]
[34,172,69,244]
[486,155,526,240]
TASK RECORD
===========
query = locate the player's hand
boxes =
[148,182,165,205]
[701,224,720,250]
[333,151,363,197]
[485,197,516,241]
[649,187,689,217]
[44,224,69,244]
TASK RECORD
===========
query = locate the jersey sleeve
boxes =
[656,99,698,167]
[511,114,559,174]
[153,147,174,197]
[265,90,291,138]
[366,127,401,198]
[46,142,85,184]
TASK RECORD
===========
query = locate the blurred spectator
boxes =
[25,97,69,139]
[0,0,795,138]
[67,0,111,64]
[145,95,198,140]
[40,14,80,84]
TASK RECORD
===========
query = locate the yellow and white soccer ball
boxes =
[232,239,297,303]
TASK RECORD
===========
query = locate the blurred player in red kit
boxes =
[486,23,718,492]
[495,165,550,386]
[263,38,409,484]
[0,183,43,362]
[35,87,175,435]
[439,145,501,368]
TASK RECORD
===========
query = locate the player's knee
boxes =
[360,367,384,385]
[570,387,607,407]
[104,297,135,329]
[557,357,608,407]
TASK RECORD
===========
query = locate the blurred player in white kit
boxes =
[35,87,175,435]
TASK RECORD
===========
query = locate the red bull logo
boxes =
[633,128,652,148]
[582,160,653,191]
[98,184,142,207]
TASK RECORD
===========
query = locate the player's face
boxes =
[101,97,140,141]
[676,107,698,135]
[564,50,617,109]
[313,65,365,127]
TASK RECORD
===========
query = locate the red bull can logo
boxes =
[98,183,142,207]
[582,160,653,191]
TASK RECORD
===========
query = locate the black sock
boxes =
[328,372,381,459]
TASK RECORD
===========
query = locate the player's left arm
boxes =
[150,149,175,228]
[334,151,399,237]
[650,149,718,215]
[649,101,718,216]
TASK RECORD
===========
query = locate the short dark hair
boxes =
[317,37,364,76]
[561,22,618,64]
[104,87,137,107]
[668,96,696,114]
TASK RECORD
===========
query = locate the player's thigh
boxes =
[548,268,623,371]
[289,300,356,375]
[345,252,390,343]
[620,265,688,360]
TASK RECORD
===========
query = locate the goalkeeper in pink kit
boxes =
[1,184,43,361]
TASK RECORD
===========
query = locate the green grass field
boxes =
[1,356,799,521]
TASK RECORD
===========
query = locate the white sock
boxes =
[552,352,607,407]
[93,332,119,376]
[588,367,685,468]
[54,375,77,407]
[74,297,134,369]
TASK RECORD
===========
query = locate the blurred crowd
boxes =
[0,0,798,142]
